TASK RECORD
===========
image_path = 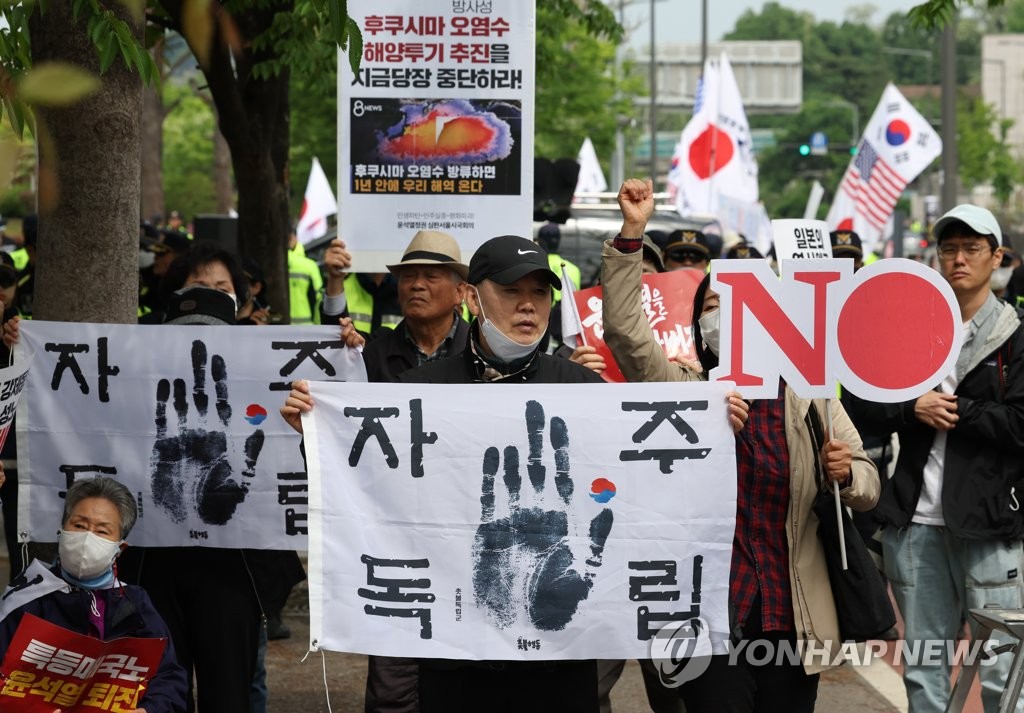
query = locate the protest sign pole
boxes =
[825,399,848,570]
[561,262,588,348]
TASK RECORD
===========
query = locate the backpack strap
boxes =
[805,401,827,491]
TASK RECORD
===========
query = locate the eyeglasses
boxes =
[938,242,992,260]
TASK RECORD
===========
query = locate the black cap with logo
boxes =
[468,235,561,289]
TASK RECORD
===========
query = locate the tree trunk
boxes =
[212,121,233,213]
[160,0,292,321]
[141,80,166,223]
[29,2,141,323]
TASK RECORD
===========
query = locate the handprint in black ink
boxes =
[150,340,265,525]
[472,400,614,632]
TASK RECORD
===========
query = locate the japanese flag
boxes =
[296,156,338,246]
[669,52,758,216]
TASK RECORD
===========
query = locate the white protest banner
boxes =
[772,219,832,262]
[708,258,961,401]
[16,323,366,549]
[339,2,535,271]
[305,381,736,660]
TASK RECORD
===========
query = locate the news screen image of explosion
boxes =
[349,98,522,195]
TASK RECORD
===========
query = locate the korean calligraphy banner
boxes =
[0,614,165,712]
[339,0,535,271]
[574,270,704,383]
[305,381,737,660]
[16,323,366,549]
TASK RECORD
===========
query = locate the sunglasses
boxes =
[666,250,706,264]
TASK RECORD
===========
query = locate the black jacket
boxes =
[869,302,1024,539]
[363,315,470,383]
[397,329,605,386]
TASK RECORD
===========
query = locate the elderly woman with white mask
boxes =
[0,476,187,713]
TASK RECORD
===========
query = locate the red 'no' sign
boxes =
[709,258,961,402]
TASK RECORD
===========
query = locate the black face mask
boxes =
[0,266,17,289]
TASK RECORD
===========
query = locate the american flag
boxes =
[693,74,705,115]
[839,140,906,228]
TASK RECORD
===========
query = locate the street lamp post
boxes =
[649,0,657,180]
[940,19,958,211]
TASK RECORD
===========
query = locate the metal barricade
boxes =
[946,608,1024,713]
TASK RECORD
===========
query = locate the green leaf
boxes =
[345,17,362,74]
[99,38,119,74]
[18,63,101,106]
[2,98,23,138]
[328,0,342,46]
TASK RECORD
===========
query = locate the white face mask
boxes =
[473,286,543,362]
[698,308,721,357]
[991,266,1013,292]
[58,529,122,580]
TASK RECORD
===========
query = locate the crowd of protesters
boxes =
[0,184,1020,713]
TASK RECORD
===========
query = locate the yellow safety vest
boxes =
[288,248,323,324]
[344,274,401,334]
[548,253,580,305]
[10,248,28,272]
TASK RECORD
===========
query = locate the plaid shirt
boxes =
[404,314,461,367]
[731,386,795,632]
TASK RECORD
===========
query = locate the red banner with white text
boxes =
[0,614,165,712]
[574,270,704,383]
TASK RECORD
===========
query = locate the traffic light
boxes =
[850,145,859,156]
[799,144,810,156]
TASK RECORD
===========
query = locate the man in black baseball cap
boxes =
[377,235,607,708]
[462,235,564,368]
[282,233,605,711]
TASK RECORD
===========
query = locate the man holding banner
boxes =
[868,205,1024,713]
[601,178,879,712]
[284,234,606,711]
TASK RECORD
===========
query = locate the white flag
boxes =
[574,137,608,195]
[826,83,941,252]
[804,181,825,220]
[669,53,758,215]
[296,156,338,246]
[560,262,586,350]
